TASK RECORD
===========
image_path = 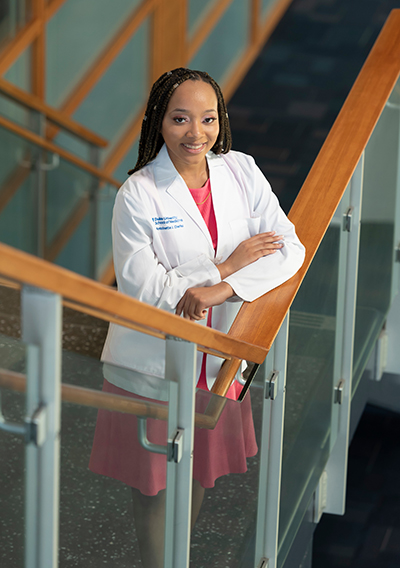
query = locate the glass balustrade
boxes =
[352,78,400,394]
[0,123,115,279]
[189,379,264,568]
[277,200,344,567]
[0,280,26,568]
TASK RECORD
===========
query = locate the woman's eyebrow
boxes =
[169,107,217,113]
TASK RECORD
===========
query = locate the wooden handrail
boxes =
[0,114,120,189]
[0,369,217,430]
[0,243,266,365]
[0,78,108,148]
[211,9,400,396]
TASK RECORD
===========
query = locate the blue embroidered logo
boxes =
[152,216,184,230]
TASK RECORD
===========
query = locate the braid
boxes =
[128,68,232,175]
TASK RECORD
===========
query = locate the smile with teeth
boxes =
[182,142,206,152]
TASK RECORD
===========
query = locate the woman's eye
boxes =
[204,117,216,123]
[173,117,186,123]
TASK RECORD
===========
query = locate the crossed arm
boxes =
[175,231,284,321]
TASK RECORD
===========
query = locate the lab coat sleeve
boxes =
[223,155,305,302]
[112,188,221,311]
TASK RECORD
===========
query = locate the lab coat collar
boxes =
[153,145,225,252]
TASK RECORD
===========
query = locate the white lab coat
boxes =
[101,144,305,392]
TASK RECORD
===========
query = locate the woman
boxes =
[90,68,305,566]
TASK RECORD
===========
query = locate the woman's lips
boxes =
[182,143,206,154]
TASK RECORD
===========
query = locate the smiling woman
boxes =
[89,67,305,567]
[160,80,220,187]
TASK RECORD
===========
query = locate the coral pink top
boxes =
[189,178,237,400]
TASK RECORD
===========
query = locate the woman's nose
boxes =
[187,120,203,138]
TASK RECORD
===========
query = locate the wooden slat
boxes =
[0,114,120,188]
[31,0,46,100]
[212,9,400,394]
[151,0,187,82]
[0,79,108,147]
[0,242,267,364]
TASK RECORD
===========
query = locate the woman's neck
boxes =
[166,150,209,188]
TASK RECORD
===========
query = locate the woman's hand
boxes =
[176,282,234,321]
[217,231,284,279]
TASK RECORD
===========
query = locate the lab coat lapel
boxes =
[154,145,214,250]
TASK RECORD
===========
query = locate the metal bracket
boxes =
[25,404,47,446]
[167,428,184,463]
[137,417,168,455]
[265,371,279,400]
[334,379,345,404]
[343,206,354,232]
[0,404,47,446]
[257,558,269,568]
[395,243,400,263]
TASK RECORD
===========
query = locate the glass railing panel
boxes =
[0,126,38,255]
[0,90,97,163]
[277,215,342,566]
[0,92,31,130]
[352,79,400,394]
[189,374,264,567]
[0,122,115,279]
[59,306,172,567]
[0,280,26,568]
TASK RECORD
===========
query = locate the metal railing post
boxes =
[22,285,62,568]
[255,312,290,568]
[163,336,197,568]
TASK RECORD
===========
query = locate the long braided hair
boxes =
[128,68,232,175]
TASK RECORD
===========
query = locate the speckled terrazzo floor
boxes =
[2,0,400,566]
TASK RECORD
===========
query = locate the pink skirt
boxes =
[89,379,258,496]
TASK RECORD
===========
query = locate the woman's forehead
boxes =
[166,80,218,112]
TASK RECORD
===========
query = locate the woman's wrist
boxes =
[214,281,234,302]
[216,260,231,280]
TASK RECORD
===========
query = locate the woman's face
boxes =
[161,80,220,172]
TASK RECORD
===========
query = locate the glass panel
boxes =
[0,121,117,279]
[0,126,38,255]
[96,185,118,280]
[352,82,400,394]
[0,0,32,47]
[113,137,139,183]
[46,0,142,106]
[189,376,264,566]
[189,0,251,85]
[72,18,149,161]
[278,217,341,566]
[188,0,218,38]
[0,281,26,568]
[59,305,171,566]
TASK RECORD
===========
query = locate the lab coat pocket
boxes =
[229,216,261,249]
